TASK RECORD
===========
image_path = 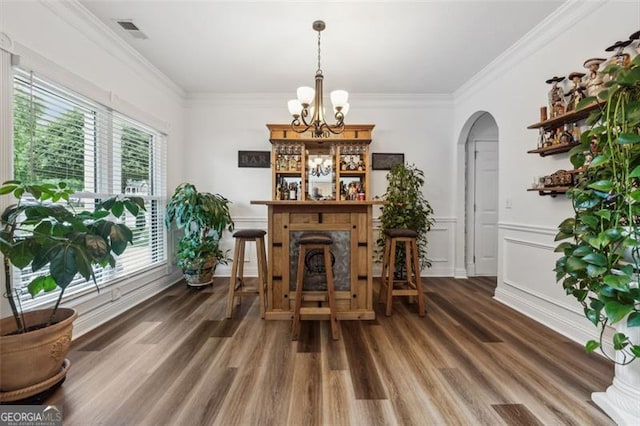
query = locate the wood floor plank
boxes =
[297,320,321,353]
[341,321,388,400]
[103,320,219,424]
[364,323,461,425]
[139,337,231,426]
[174,366,238,426]
[321,322,348,371]
[483,341,612,425]
[353,400,398,426]
[493,403,544,426]
[286,353,322,426]
[428,292,502,343]
[207,320,274,425]
[321,370,354,426]
[437,367,506,425]
[479,310,610,397]
[73,293,182,351]
[42,276,614,425]
[246,321,296,426]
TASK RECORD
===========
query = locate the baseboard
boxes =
[454,267,468,279]
[494,283,613,357]
[72,271,183,338]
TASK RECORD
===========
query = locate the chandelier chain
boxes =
[317,30,322,73]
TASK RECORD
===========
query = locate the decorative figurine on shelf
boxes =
[546,76,566,118]
[543,130,554,148]
[565,72,586,112]
[537,128,545,149]
[583,58,606,97]
[630,30,640,57]
[605,39,633,68]
[559,124,574,145]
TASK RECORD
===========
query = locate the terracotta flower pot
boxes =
[0,308,76,401]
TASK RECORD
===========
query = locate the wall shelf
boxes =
[526,101,604,130]
[527,141,581,157]
[527,186,570,197]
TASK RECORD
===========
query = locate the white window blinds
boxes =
[12,68,167,307]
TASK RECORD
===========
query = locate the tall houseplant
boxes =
[0,180,143,400]
[376,163,435,273]
[165,183,234,286]
[554,54,640,423]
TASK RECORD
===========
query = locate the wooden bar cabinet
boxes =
[252,124,379,320]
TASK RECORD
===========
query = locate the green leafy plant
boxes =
[376,163,435,271]
[0,180,144,333]
[165,183,234,273]
[555,54,640,364]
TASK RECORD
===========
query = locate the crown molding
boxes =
[184,92,453,109]
[185,93,287,109]
[354,93,453,109]
[40,0,186,101]
[0,32,15,55]
[453,0,606,103]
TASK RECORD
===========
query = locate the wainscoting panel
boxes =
[496,222,613,355]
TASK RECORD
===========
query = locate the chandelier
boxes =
[310,157,333,177]
[288,20,349,138]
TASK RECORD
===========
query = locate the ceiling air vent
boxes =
[115,19,148,40]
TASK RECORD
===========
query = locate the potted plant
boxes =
[554,53,640,422]
[165,183,234,287]
[376,163,435,275]
[0,180,143,401]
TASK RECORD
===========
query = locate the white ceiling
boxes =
[79,1,565,95]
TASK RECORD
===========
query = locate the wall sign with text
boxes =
[238,151,271,168]
[371,153,404,170]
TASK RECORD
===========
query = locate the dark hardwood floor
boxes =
[46,276,614,425]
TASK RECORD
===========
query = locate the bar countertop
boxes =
[250,200,384,206]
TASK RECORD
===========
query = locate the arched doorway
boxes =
[455,112,499,277]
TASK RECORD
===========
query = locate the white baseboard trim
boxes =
[454,267,468,279]
[494,283,613,356]
[72,271,183,338]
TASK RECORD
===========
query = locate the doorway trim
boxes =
[454,111,499,278]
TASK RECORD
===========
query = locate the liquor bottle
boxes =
[289,182,296,200]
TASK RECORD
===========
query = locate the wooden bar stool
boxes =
[291,233,339,340]
[378,228,425,317]
[226,229,268,319]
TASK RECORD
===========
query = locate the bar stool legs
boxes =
[291,233,339,341]
[226,230,268,319]
[378,229,425,317]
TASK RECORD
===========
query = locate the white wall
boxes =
[0,1,185,336]
[184,94,457,276]
[452,1,640,351]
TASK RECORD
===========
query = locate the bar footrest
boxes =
[298,307,332,316]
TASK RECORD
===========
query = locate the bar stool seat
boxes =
[226,229,268,319]
[378,228,425,317]
[291,232,339,340]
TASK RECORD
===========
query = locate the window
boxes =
[12,68,167,306]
